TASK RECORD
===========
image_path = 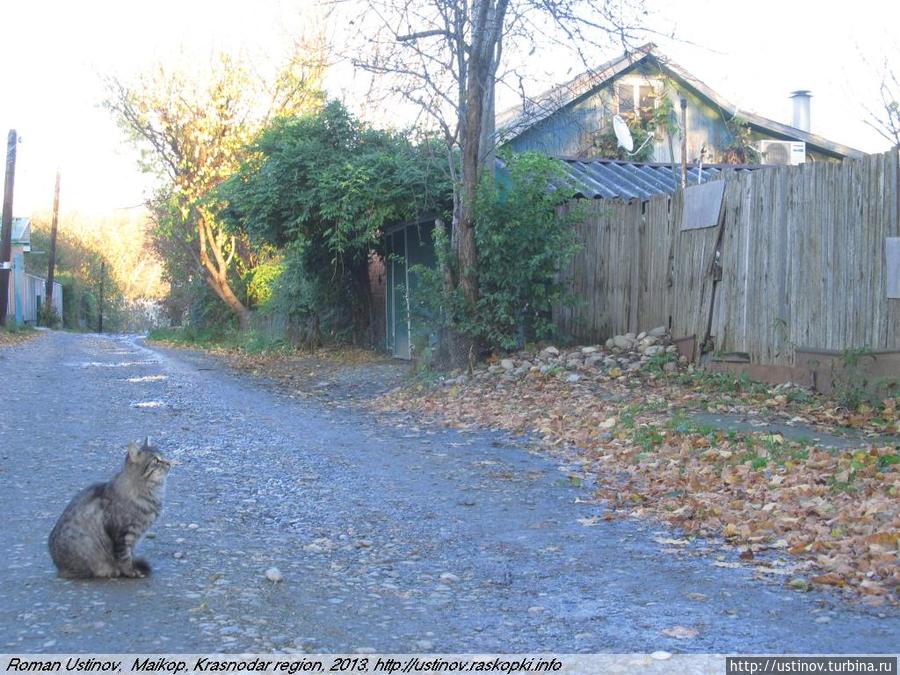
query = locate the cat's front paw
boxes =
[119,565,146,579]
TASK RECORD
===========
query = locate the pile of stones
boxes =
[444,326,690,385]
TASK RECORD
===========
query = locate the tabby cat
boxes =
[48,438,172,579]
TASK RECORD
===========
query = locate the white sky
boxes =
[1,0,897,217]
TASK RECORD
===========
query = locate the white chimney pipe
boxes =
[790,90,811,132]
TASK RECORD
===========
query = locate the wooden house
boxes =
[496,44,864,165]
[381,44,867,359]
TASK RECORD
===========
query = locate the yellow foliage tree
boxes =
[104,43,326,328]
[27,208,165,330]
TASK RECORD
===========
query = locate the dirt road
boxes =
[0,332,895,652]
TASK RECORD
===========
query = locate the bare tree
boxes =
[860,48,900,243]
[865,60,900,150]
[346,0,647,361]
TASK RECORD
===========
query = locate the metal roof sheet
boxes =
[552,158,759,201]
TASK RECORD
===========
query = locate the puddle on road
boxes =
[64,360,158,368]
[126,375,168,383]
[131,401,167,409]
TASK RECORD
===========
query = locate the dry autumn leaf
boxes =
[372,344,900,604]
[811,574,846,587]
[662,626,699,639]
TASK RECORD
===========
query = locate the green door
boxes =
[388,229,409,359]
[406,222,436,355]
[385,221,438,360]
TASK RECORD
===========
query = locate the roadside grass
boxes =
[675,369,772,397]
[0,324,39,347]
[667,368,898,436]
[147,326,291,355]
[146,326,389,366]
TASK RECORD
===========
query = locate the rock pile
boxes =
[444,326,689,385]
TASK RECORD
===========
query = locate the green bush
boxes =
[245,255,284,308]
[832,347,898,410]
[219,100,450,346]
[40,303,62,328]
[258,239,354,348]
[411,152,582,352]
[188,279,239,333]
[57,270,127,332]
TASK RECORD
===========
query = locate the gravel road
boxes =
[0,331,896,653]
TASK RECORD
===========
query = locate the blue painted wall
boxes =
[506,74,744,164]
[504,63,836,163]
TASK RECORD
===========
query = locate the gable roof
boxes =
[496,44,865,161]
[11,217,31,245]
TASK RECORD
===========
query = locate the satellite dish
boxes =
[613,115,634,152]
[611,113,656,157]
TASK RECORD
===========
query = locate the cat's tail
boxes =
[133,558,152,576]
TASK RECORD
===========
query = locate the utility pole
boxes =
[98,260,105,334]
[0,130,17,327]
[44,169,61,325]
[680,99,688,190]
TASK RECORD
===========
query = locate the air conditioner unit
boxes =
[757,140,806,165]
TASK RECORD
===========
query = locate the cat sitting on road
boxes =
[48,437,172,579]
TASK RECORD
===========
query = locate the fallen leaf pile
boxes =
[224,347,389,382]
[375,349,899,605]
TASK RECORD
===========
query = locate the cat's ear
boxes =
[142,436,152,450]
[126,441,141,463]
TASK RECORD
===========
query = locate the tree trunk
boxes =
[196,212,250,330]
[443,0,507,370]
[204,268,251,330]
[479,66,496,177]
[458,76,483,309]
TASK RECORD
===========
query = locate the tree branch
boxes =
[397,28,452,41]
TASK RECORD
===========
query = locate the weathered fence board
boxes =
[556,150,900,367]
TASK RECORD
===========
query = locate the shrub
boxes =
[411,152,583,353]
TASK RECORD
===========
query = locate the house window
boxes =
[616,82,657,123]
[616,84,635,115]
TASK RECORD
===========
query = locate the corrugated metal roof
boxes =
[553,158,759,201]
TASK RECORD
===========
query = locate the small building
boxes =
[382,42,862,358]
[496,44,865,165]
[381,158,763,359]
[3,217,62,325]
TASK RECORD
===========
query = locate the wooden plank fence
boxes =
[555,150,900,366]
